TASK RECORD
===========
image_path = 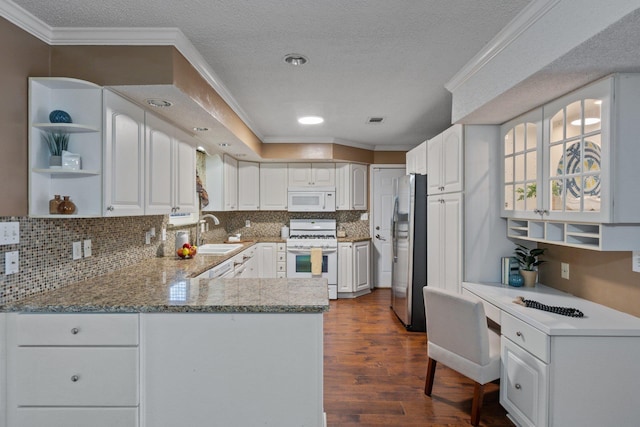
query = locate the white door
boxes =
[371,167,405,287]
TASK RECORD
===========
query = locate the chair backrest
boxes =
[423,286,490,366]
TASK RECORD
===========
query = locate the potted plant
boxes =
[43,132,70,167]
[514,244,546,287]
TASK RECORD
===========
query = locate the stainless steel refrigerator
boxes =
[390,174,427,332]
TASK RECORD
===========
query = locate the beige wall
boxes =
[538,243,640,317]
[0,18,50,216]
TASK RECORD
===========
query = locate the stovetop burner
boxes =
[289,234,336,239]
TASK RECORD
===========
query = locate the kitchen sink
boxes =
[198,243,244,255]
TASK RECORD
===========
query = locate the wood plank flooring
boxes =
[323,289,514,427]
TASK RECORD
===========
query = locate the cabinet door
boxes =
[223,155,238,210]
[427,134,443,194]
[238,161,260,210]
[173,136,197,213]
[407,141,427,175]
[427,193,462,294]
[351,164,368,210]
[145,113,173,215]
[258,243,277,278]
[337,243,353,293]
[441,124,463,193]
[288,163,312,187]
[104,91,145,216]
[260,163,288,210]
[335,163,350,210]
[312,163,335,186]
[353,241,370,292]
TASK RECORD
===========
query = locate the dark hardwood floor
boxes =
[323,289,514,427]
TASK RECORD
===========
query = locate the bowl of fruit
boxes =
[176,243,197,259]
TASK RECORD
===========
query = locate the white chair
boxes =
[423,287,501,426]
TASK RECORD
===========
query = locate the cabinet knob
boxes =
[175,206,180,211]
[107,206,114,211]
[71,327,80,335]
[71,375,80,382]
[515,383,522,390]
[516,331,522,337]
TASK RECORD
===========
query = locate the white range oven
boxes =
[286,219,338,299]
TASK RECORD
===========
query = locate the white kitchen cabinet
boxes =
[0,313,5,427]
[103,90,146,216]
[288,163,335,187]
[205,153,238,211]
[336,163,368,210]
[427,192,462,294]
[337,240,371,297]
[257,243,277,278]
[406,141,427,175]
[224,155,238,211]
[28,78,103,217]
[259,163,288,210]
[144,111,197,215]
[276,242,287,278]
[5,313,140,427]
[427,124,463,195]
[238,161,260,210]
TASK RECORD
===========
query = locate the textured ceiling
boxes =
[12,0,530,150]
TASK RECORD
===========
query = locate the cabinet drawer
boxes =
[500,337,549,427]
[16,313,138,346]
[502,312,549,362]
[462,289,501,325]
[15,407,138,427]
[277,243,286,252]
[277,261,287,272]
[276,271,287,278]
[277,252,286,262]
[14,347,139,406]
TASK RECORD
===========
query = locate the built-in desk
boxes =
[462,282,640,427]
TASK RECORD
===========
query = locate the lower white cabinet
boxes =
[337,240,370,297]
[276,243,287,278]
[5,313,140,427]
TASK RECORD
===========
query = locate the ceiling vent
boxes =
[366,117,385,124]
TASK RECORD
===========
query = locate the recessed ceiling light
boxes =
[298,116,324,125]
[146,98,173,108]
[193,127,209,132]
[219,143,231,147]
[284,54,308,66]
[570,117,601,126]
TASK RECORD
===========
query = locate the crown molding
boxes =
[0,0,53,42]
[445,0,561,92]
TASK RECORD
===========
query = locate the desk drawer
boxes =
[462,289,501,325]
[15,347,139,406]
[502,312,550,363]
[16,313,138,346]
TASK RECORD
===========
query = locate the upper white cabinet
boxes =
[427,124,463,195]
[103,91,146,217]
[502,74,640,250]
[28,78,103,217]
[288,163,335,187]
[140,110,197,216]
[206,153,238,211]
[260,163,288,210]
[406,141,427,175]
[238,161,260,210]
[223,155,238,211]
[336,163,368,210]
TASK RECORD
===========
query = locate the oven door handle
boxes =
[286,248,337,254]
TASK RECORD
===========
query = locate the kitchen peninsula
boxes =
[0,249,329,427]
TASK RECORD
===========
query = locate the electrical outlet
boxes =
[145,232,151,245]
[0,221,20,245]
[5,251,19,274]
[149,227,156,237]
[161,227,167,241]
[72,241,82,260]
[245,220,251,228]
[561,262,570,280]
[83,239,92,258]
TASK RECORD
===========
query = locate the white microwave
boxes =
[287,187,336,212]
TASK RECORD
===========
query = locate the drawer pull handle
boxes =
[71,328,80,335]
[71,375,80,382]
[516,331,522,337]
[515,383,522,390]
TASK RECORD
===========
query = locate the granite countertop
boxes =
[1,240,329,314]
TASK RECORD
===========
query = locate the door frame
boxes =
[369,164,405,288]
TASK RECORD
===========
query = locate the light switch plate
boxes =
[72,241,82,260]
[0,222,19,245]
[633,251,640,273]
[5,251,19,274]
[83,239,92,257]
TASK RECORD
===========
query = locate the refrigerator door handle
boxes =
[392,196,399,261]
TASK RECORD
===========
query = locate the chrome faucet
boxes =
[196,214,220,246]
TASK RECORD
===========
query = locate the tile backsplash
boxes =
[1,210,370,304]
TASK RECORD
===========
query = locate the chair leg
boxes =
[470,382,485,426]
[424,357,437,396]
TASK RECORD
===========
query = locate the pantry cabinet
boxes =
[427,192,462,294]
[259,163,288,210]
[238,161,260,210]
[140,110,197,216]
[288,163,335,187]
[336,163,368,210]
[501,74,640,250]
[427,124,463,195]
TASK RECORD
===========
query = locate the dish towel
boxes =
[310,247,323,275]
